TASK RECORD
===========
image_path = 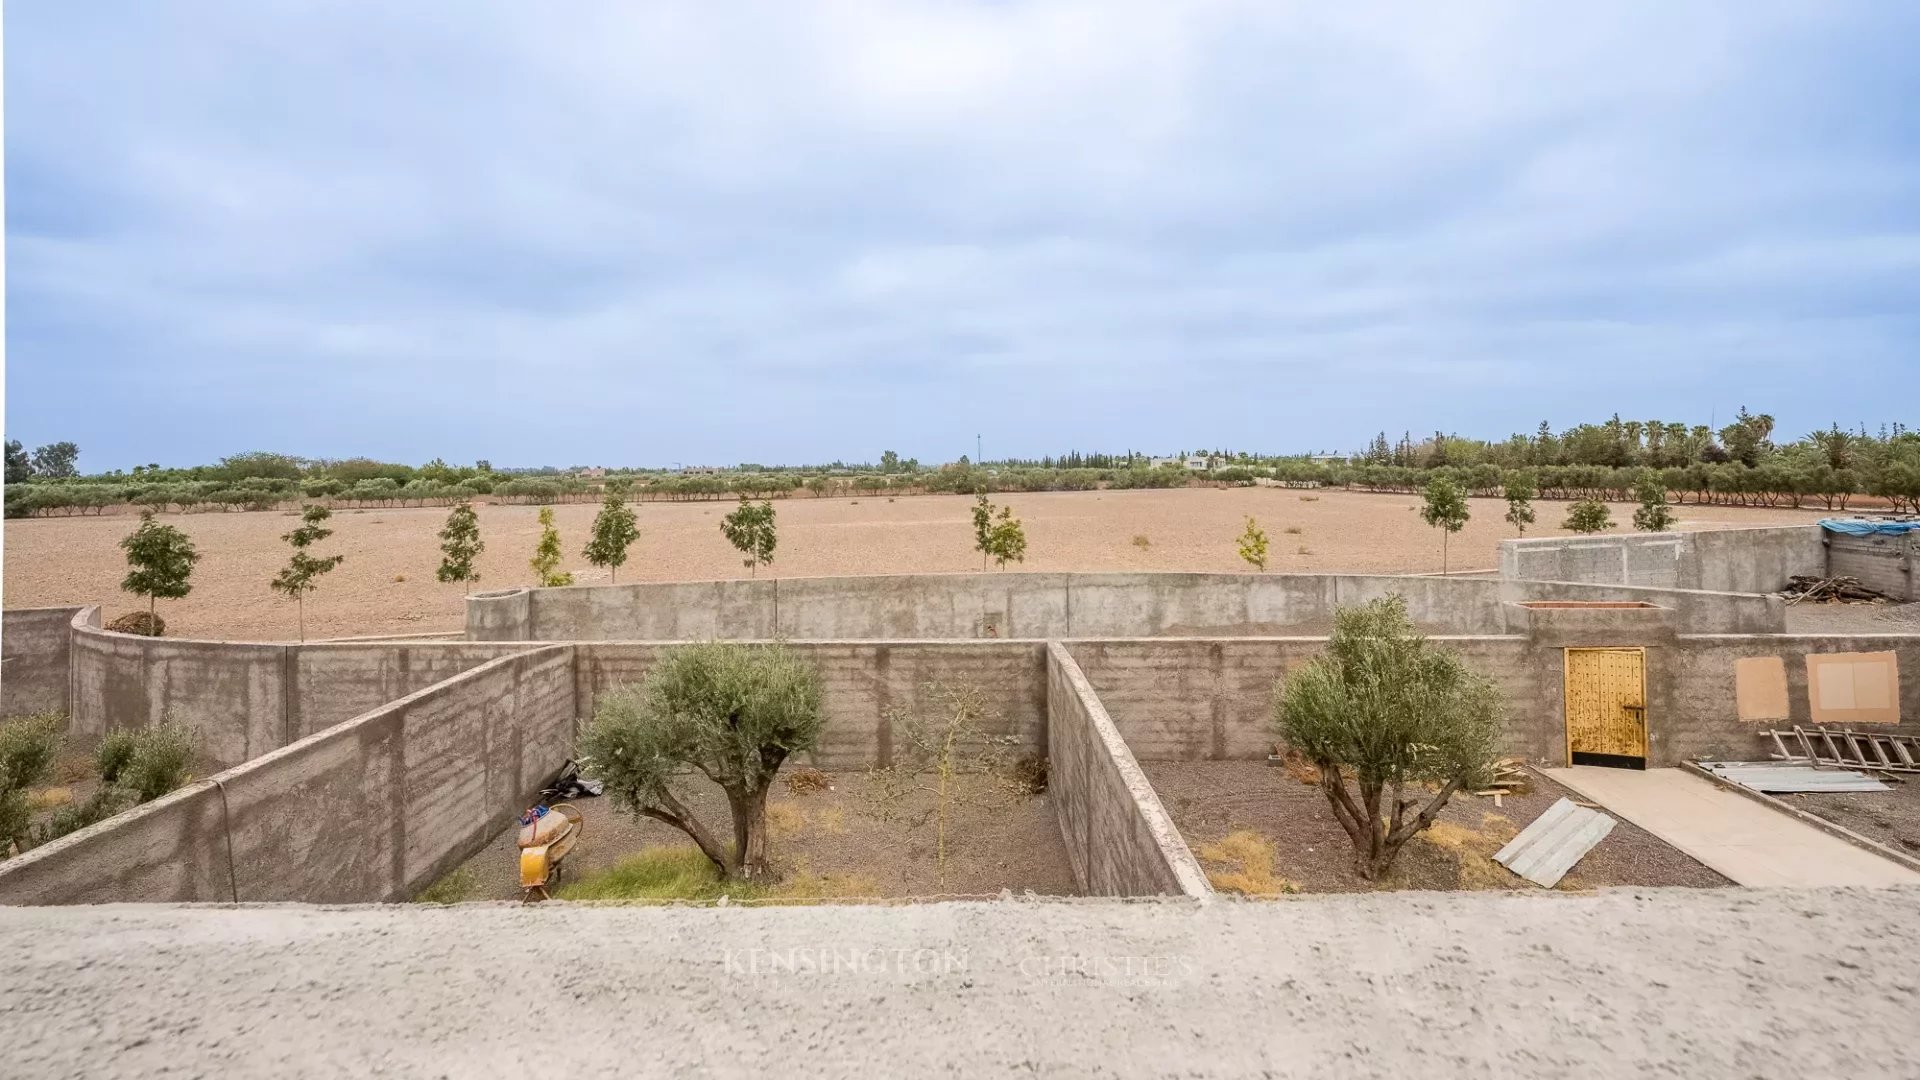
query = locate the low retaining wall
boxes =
[1046,643,1209,898]
[1499,526,1824,594]
[575,640,1048,768]
[1,605,87,717]
[66,612,532,767]
[0,646,578,905]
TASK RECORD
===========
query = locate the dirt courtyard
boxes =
[2,488,1825,641]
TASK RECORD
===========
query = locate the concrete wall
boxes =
[1828,532,1916,601]
[472,571,1779,644]
[0,647,578,906]
[575,640,1048,768]
[1046,643,1209,898]
[1498,579,1783,634]
[66,616,530,767]
[1066,637,1559,765]
[1662,634,1920,763]
[1500,526,1824,594]
[1,605,87,717]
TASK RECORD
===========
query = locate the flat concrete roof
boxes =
[5,888,1919,1077]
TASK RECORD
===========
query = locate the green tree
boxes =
[270,505,345,641]
[530,506,573,586]
[880,450,901,473]
[435,500,484,587]
[4,440,31,485]
[1237,516,1269,571]
[1563,499,1614,534]
[1502,472,1537,537]
[984,504,1027,570]
[583,490,640,582]
[1420,475,1470,575]
[971,493,995,569]
[29,441,79,479]
[1631,471,1674,532]
[720,499,778,577]
[1274,596,1503,881]
[119,510,200,630]
[580,642,823,880]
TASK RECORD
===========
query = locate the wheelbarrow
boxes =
[517,803,583,902]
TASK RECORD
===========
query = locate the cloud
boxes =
[7,1,1918,469]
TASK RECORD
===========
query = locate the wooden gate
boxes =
[1565,647,1647,769]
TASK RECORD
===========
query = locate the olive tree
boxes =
[435,500,484,587]
[1419,475,1470,575]
[583,490,639,582]
[1563,499,1614,534]
[580,642,823,880]
[1631,471,1674,532]
[720,498,777,577]
[120,510,199,630]
[269,505,345,641]
[1274,595,1502,881]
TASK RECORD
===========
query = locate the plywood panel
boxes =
[1735,656,1790,722]
[1807,652,1900,725]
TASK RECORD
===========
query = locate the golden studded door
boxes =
[1564,647,1648,769]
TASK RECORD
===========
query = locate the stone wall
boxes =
[1,605,87,717]
[0,647,578,906]
[1045,643,1209,898]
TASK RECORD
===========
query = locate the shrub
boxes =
[0,713,65,854]
[1563,499,1614,534]
[580,642,823,881]
[114,723,195,802]
[1274,596,1502,881]
[106,611,166,637]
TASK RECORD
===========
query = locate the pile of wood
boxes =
[1781,575,1887,605]
[1472,758,1532,805]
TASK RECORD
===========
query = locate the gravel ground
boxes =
[1,488,1830,640]
[1784,780,1920,857]
[1145,759,1730,892]
[4,888,1919,1078]
[442,769,1078,901]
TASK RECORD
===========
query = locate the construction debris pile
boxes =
[1472,758,1532,805]
[1780,575,1888,605]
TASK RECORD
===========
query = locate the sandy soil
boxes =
[1787,781,1920,857]
[1145,759,1729,893]
[1,488,1829,641]
[8,890,1920,1078]
[444,768,1078,901]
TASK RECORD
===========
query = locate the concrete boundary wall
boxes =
[65,611,533,768]
[471,571,1777,643]
[0,646,578,906]
[1664,634,1920,763]
[1500,525,1824,594]
[1046,643,1210,898]
[574,640,1049,768]
[1828,532,1917,601]
[1,605,88,717]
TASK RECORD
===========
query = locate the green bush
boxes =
[115,724,195,802]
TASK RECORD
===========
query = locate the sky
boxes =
[5,2,1919,473]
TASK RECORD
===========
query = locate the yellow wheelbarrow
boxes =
[517,803,583,902]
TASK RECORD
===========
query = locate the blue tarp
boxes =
[1820,518,1920,537]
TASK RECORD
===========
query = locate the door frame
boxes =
[1563,646,1649,770]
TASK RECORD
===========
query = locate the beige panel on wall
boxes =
[1806,652,1901,725]
[1735,656,1789,722]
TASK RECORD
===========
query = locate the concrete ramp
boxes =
[1542,766,1920,888]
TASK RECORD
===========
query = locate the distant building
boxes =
[1183,457,1210,471]
[577,467,607,479]
[680,465,720,476]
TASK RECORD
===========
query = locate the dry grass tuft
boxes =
[1298,495,1319,502]
[1197,829,1298,896]
[766,802,809,839]
[30,786,75,811]
[1131,534,1151,550]
[1415,813,1519,890]
[783,766,832,795]
[1283,526,1303,535]
[1278,748,1321,786]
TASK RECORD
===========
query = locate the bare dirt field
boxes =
[441,768,1077,902]
[1145,758,1729,894]
[2,488,1828,641]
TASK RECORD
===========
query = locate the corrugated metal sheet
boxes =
[1699,761,1889,794]
[1494,798,1616,888]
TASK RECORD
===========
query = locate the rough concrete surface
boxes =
[3,890,1919,1078]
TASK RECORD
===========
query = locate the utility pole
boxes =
[976,434,982,464]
